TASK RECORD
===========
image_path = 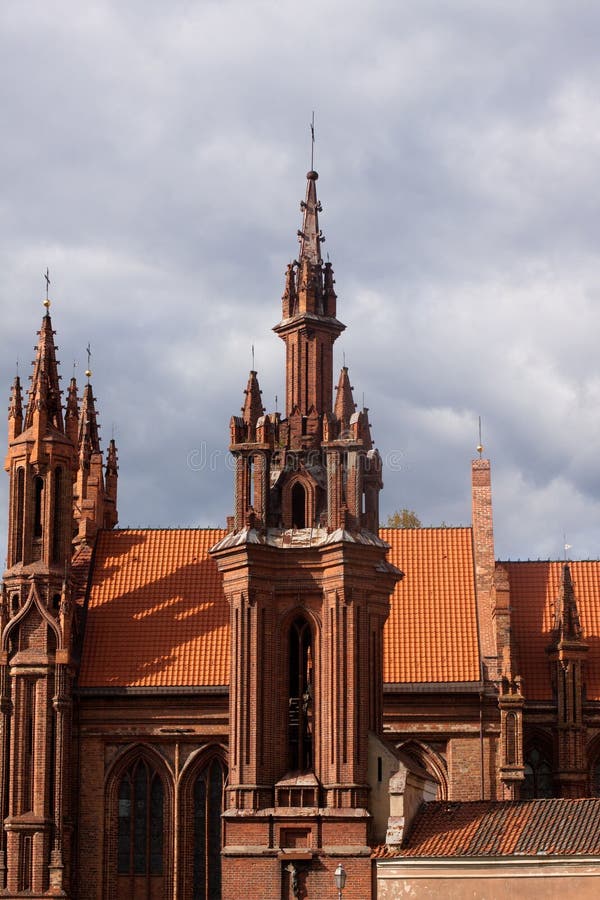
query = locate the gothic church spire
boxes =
[24,311,64,433]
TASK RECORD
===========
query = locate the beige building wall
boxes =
[376,858,600,899]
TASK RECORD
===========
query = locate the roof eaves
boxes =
[76,685,229,696]
[384,681,484,694]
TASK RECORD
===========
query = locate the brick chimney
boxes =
[471,458,497,680]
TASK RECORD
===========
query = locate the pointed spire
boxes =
[241,371,264,440]
[24,313,64,432]
[554,563,583,642]
[106,438,118,478]
[65,376,79,447]
[334,366,356,432]
[78,382,101,461]
[298,171,323,266]
[8,375,23,442]
[104,438,119,529]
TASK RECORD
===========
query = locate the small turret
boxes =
[7,375,23,443]
[65,376,79,447]
[104,438,119,529]
[553,563,583,643]
[241,371,264,441]
[334,366,355,433]
[74,379,107,545]
[282,263,298,319]
[78,382,101,462]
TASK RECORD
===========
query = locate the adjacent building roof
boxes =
[505,560,600,701]
[383,798,600,857]
[79,526,481,690]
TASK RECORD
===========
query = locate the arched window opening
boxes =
[11,594,19,615]
[505,713,517,766]
[33,476,44,539]
[52,467,62,563]
[117,758,164,888]
[7,625,19,661]
[15,468,24,563]
[288,617,313,772]
[247,456,254,509]
[193,757,225,900]
[291,483,306,529]
[522,747,554,799]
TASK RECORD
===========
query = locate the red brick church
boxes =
[2,169,600,899]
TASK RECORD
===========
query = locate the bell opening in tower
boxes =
[33,476,44,539]
[291,482,306,529]
[288,617,313,772]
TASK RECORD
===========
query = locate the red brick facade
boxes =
[2,171,600,898]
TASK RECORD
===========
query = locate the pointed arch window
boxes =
[505,712,517,766]
[117,758,164,880]
[291,482,306,529]
[52,467,62,563]
[14,467,24,563]
[289,617,313,771]
[33,476,44,539]
[522,747,554,799]
[193,757,225,900]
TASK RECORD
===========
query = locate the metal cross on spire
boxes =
[85,343,92,380]
[310,111,315,171]
[43,268,51,310]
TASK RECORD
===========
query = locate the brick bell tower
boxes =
[211,170,402,900]
[0,297,117,897]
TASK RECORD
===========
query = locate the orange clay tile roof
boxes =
[79,527,480,689]
[504,561,600,701]
[374,799,600,857]
[79,529,229,689]
[381,528,480,684]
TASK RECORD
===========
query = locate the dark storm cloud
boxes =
[1,0,600,562]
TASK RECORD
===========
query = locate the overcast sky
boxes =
[2,0,600,561]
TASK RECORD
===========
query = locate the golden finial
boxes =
[477,416,484,458]
[43,298,51,309]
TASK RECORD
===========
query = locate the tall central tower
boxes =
[211,170,402,900]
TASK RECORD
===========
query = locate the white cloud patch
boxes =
[1,1,600,560]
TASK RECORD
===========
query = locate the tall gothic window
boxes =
[52,467,62,564]
[33,476,44,539]
[117,758,164,892]
[14,467,24,563]
[288,617,313,771]
[193,757,225,900]
[522,747,554,799]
